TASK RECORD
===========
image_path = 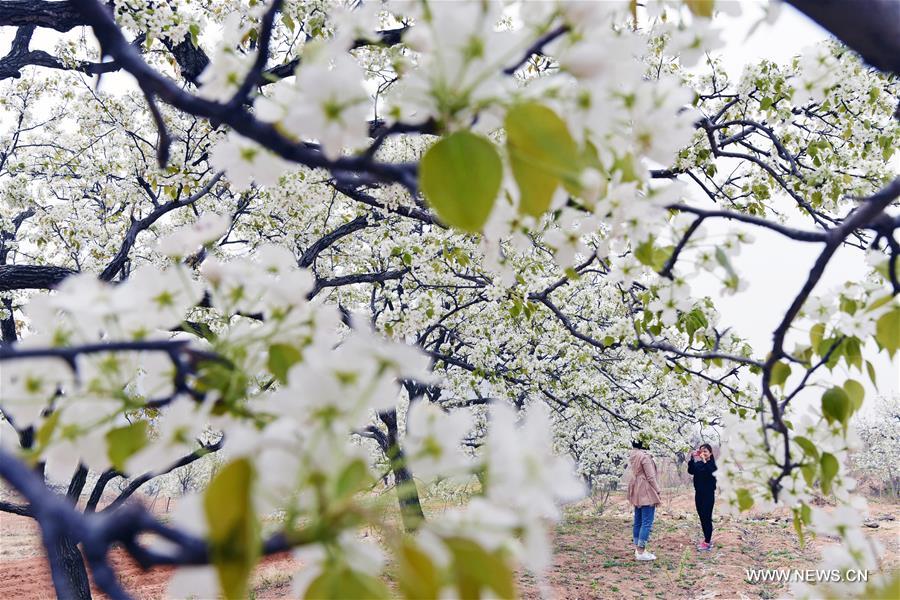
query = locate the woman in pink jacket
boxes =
[627,439,662,561]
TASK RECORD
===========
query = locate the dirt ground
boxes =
[1,490,897,599]
[517,492,899,600]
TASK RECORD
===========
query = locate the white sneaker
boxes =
[636,551,656,561]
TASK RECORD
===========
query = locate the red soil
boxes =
[0,546,297,600]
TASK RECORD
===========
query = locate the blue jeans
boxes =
[633,505,656,548]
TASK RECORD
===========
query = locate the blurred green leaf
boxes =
[445,536,516,599]
[735,488,754,512]
[397,540,443,600]
[267,343,302,384]
[819,452,839,495]
[105,421,149,471]
[334,458,372,500]
[793,435,818,460]
[866,360,878,389]
[421,131,502,232]
[842,379,864,412]
[770,361,791,388]
[685,0,715,18]
[205,458,259,600]
[304,566,391,600]
[875,307,900,357]
[809,322,825,351]
[505,102,581,217]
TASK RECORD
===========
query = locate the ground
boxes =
[0,490,897,599]
[517,492,899,600]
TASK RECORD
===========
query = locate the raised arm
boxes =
[689,458,717,475]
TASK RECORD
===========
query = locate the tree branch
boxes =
[0,264,77,291]
[786,0,900,76]
[0,1,86,31]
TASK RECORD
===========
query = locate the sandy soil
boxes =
[1,490,896,599]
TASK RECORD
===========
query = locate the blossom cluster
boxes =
[1,220,586,597]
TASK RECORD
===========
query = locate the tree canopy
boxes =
[0,1,898,599]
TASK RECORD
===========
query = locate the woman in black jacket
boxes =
[687,443,717,551]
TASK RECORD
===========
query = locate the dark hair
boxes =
[699,443,714,456]
[632,439,647,450]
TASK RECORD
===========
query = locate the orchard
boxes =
[0,1,898,599]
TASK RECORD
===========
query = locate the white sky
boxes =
[688,3,900,406]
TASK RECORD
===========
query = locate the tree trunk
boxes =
[49,464,93,598]
[378,409,425,532]
[53,535,91,600]
[1,296,17,342]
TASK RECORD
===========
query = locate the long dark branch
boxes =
[102,437,224,513]
[99,171,223,281]
[298,214,371,268]
[0,0,86,31]
[786,0,900,76]
[0,264,77,291]
[72,0,418,186]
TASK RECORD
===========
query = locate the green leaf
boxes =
[505,102,581,217]
[819,337,844,369]
[809,322,825,350]
[770,361,791,388]
[866,360,878,390]
[801,462,817,487]
[610,152,641,183]
[189,23,201,47]
[205,458,259,600]
[420,131,502,232]
[305,566,391,600]
[714,247,737,280]
[866,294,893,313]
[267,343,302,384]
[445,536,516,599]
[334,458,372,500]
[634,237,671,272]
[684,0,715,17]
[875,307,900,357]
[105,421,149,471]
[735,488,754,512]
[634,238,657,268]
[800,502,812,525]
[36,410,61,450]
[839,296,858,315]
[819,452,839,495]
[683,308,709,343]
[792,507,805,548]
[396,540,442,600]
[196,360,249,410]
[862,572,900,600]
[821,386,851,427]
[843,337,862,371]
[793,436,818,460]
[842,379,865,413]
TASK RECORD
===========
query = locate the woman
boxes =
[627,439,661,561]
[687,443,717,551]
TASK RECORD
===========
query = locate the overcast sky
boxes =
[689,3,900,406]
